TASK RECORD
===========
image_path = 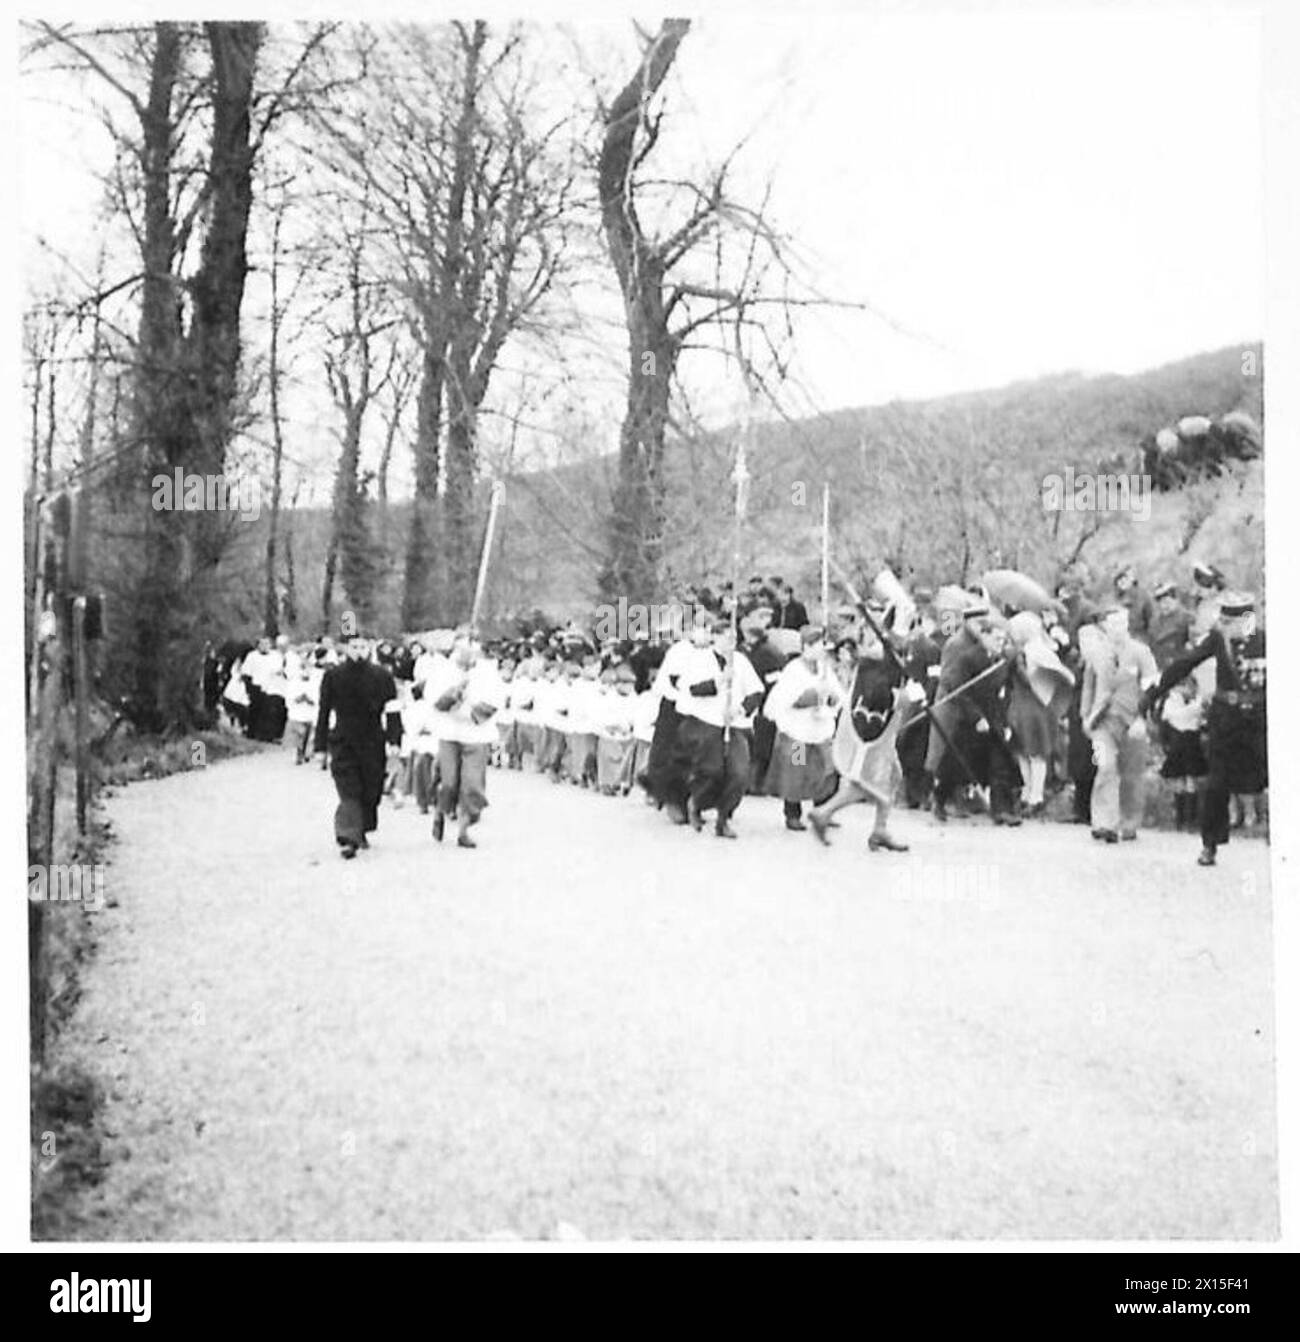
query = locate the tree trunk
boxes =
[282,482,300,630]
[597,19,690,604]
[131,20,263,731]
[443,382,476,624]
[263,211,287,637]
[129,21,186,731]
[401,341,444,629]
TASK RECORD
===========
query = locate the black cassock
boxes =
[313,659,402,848]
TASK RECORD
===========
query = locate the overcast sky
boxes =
[659,5,1265,413]
[14,2,1271,487]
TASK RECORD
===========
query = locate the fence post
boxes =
[73,596,89,836]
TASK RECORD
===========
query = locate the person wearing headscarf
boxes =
[1005,609,1075,818]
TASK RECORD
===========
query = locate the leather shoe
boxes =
[868,832,909,853]
[1197,846,1216,866]
[340,843,357,860]
[1091,828,1119,843]
[714,820,738,839]
[785,815,807,832]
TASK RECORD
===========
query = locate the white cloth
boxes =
[223,660,249,707]
[632,690,658,742]
[286,670,320,725]
[540,679,574,732]
[765,656,843,745]
[677,647,764,730]
[1161,691,1206,733]
[566,678,605,735]
[651,639,695,705]
[496,680,518,727]
[598,689,636,737]
[405,693,439,754]
[432,660,506,745]
[413,650,449,691]
[241,648,281,691]
[510,676,538,727]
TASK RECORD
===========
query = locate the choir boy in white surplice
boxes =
[763,625,843,830]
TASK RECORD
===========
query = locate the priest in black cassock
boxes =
[313,632,403,858]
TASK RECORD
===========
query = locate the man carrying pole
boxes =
[830,556,989,806]
[677,392,765,836]
[424,481,507,849]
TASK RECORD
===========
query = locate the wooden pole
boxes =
[73,596,89,836]
[821,483,831,628]
[469,481,505,635]
[27,498,44,724]
[724,404,752,743]
[28,494,69,1069]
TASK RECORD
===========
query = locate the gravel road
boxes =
[58,751,1277,1241]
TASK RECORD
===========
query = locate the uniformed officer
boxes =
[1143,592,1266,866]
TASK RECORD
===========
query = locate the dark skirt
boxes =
[1160,728,1207,779]
[644,698,690,806]
[1008,685,1058,759]
[764,732,835,801]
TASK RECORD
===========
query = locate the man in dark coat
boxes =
[1148,582,1193,671]
[925,603,1003,822]
[314,633,403,858]
[1114,565,1155,644]
[740,607,787,793]
[897,614,942,807]
[1143,592,1266,866]
[775,580,810,631]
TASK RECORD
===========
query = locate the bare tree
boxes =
[27,19,340,728]
[318,21,580,628]
[596,20,814,603]
[319,186,400,631]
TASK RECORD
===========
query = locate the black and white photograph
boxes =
[11,0,1299,1267]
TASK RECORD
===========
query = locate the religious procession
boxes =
[212,553,1266,871]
